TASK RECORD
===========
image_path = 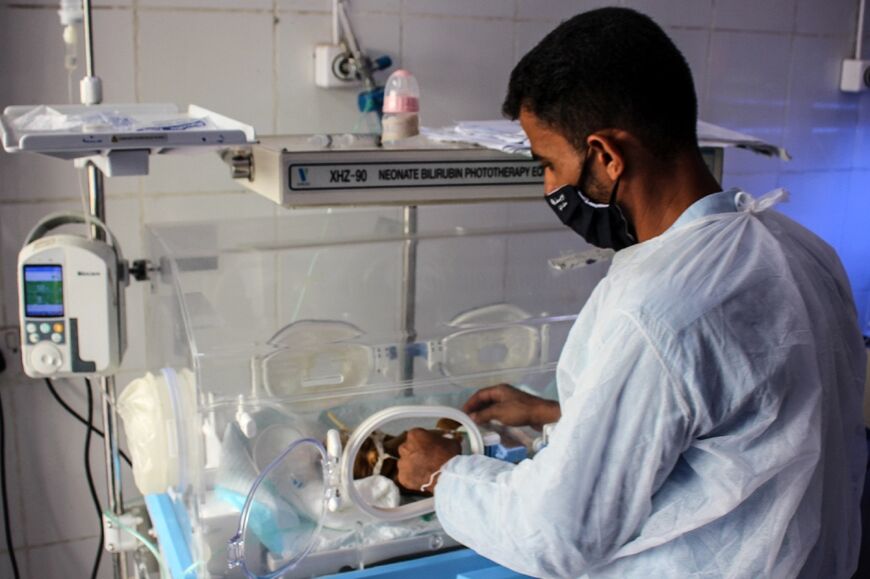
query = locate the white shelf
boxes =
[0,103,256,176]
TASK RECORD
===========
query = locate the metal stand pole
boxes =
[82,0,95,77]
[83,1,127,577]
[87,163,127,579]
[400,206,418,394]
[100,373,125,579]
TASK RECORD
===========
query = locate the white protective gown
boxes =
[435,189,867,578]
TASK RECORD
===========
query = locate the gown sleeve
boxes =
[435,310,694,578]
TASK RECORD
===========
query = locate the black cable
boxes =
[45,378,132,467]
[84,379,103,579]
[0,390,22,579]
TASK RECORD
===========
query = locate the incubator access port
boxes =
[224,405,485,578]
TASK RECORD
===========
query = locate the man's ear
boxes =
[586,134,624,182]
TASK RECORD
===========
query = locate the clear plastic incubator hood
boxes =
[131,206,609,578]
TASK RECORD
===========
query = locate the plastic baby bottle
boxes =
[381,69,420,143]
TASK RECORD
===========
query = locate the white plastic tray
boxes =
[1,103,255,157]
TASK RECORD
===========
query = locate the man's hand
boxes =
[397,428,461,494]
[463,383,561,430]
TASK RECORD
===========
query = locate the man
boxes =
[396,7,867,578]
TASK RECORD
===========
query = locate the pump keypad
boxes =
[25,319,65,345]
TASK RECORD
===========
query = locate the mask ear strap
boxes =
[572,146,590,188]
[608,175,622,206]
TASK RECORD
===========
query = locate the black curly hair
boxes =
[503,7,698,159]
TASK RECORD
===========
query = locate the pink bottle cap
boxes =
[383,69,420,113]
[383,94,419,113]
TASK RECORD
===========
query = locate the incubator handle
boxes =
[340,405,484,522]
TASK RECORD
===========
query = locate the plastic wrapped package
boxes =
[11,105,216,133]
[117,368,199,495]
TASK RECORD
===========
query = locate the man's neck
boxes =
[622,150,722,242]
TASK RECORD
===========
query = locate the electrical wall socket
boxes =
[315,44,361,89]
[840,59,870,93]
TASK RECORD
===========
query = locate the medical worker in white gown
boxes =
[397,7,867,578]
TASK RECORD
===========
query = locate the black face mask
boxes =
[544,150,637,251]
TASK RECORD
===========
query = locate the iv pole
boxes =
[80,2,128,578]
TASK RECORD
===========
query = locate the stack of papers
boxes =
[696,120,790,160]
[423,119,790,160]
[423,120,531,155]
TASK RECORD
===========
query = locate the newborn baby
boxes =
[342,418,464,494]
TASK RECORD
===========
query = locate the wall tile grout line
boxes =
[779,20,798,199]
[399,0,405,67]
[272,0,279,136]
[511,0,520,65]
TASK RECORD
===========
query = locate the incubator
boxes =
[131,204,608,577]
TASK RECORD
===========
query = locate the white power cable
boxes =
[857,0,866,59]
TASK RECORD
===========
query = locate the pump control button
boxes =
[26,323,37,333]
[51,333,63,343]
[53,323,64,333]
[41,353,61,367]
[28,333,39,344]
[30,343,64,375]
[39,323,51,334]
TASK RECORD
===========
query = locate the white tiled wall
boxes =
[1,0,868,575]
[712,0,797,33]
[402,14,515,124]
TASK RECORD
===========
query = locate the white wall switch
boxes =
[840,59,870,93]
[315,44,360,88]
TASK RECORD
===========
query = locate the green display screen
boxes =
[23,265,64,317]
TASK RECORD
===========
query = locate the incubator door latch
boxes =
[325,429,343,512]
[425,340,444,371]
[226,533,244,569]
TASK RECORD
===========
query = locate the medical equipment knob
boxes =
[30,343,63,375]
[371,55,393,73]
[128,259,153,282]
[229,152,252,180]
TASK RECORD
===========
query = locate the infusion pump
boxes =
[17,213,127,377]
